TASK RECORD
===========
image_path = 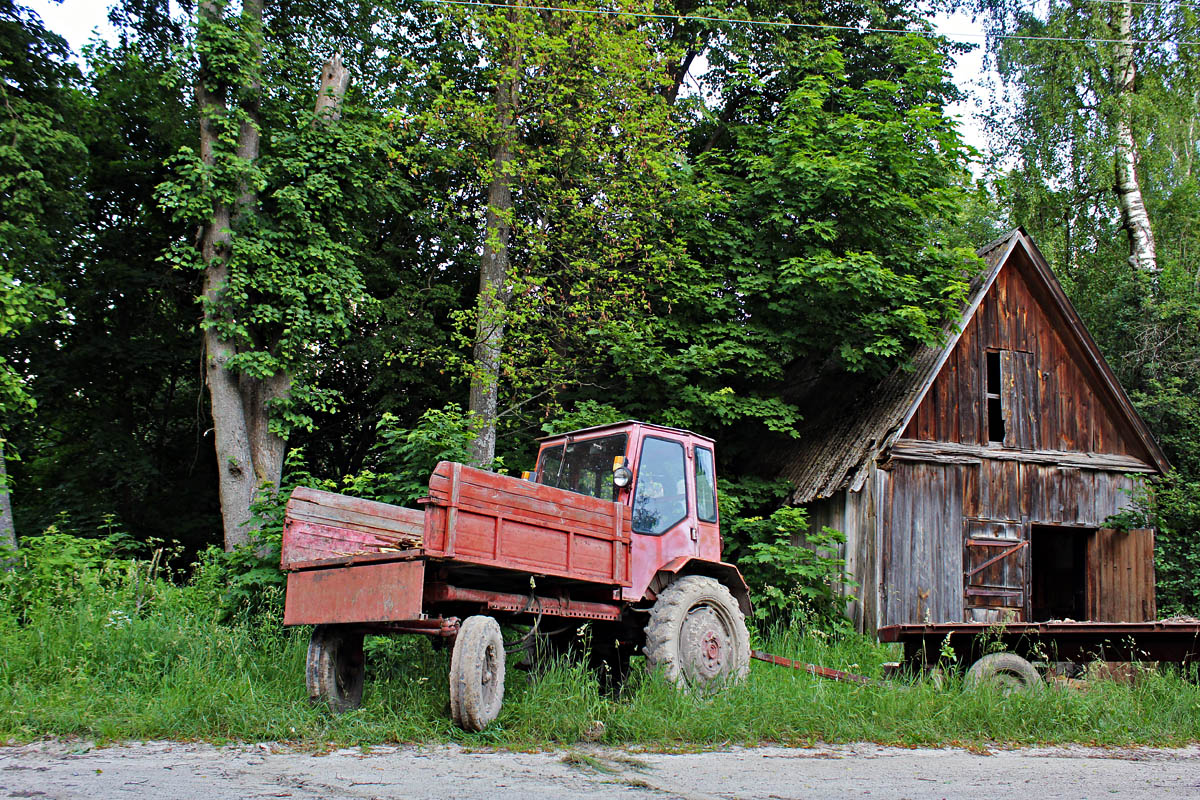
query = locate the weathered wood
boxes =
[281,488,426,568]
[1087,528,1156,621]
[889,439,1156,472]
[963,519,1027,621]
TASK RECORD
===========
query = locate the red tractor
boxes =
[281,420,752,730]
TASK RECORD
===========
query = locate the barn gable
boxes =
[899,232,1165,466]
[781,228,1167,505]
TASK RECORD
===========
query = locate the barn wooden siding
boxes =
[789,231,1166,634]
[815,460,1148,632]
[873,460,1142,628]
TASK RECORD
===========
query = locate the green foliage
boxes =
[539,401,629,437]
[0,2,80,426]
[0,525,138,626]
[356,405,490,507]
[732,507,856,628]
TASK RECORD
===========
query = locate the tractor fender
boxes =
[653,557,753,618]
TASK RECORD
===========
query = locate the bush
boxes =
[730,506,856,629]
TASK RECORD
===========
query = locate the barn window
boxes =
[986,351,1005,443]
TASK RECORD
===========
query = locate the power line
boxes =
[419,0,1200,45]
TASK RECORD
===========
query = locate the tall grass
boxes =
[2,538,1199,748]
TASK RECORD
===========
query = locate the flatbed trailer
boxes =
[879,621,1200,686]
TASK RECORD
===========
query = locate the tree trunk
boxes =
[198,1,350,549]
[0,439,16,554]
[198,0,259,549]
[1112,0,1158,275]
[468,23,521,468]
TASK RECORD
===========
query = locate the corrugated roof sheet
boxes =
[780,230,1017,504]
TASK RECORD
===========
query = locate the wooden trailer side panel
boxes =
[425,461,633,586]
[281,487,425,569]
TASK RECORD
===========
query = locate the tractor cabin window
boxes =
[537,434,628,501]
[632,437,688,535]
[695,446,717,523]
[986,351,1006,443]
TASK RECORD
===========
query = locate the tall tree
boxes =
[1111,0,1157,274]
[395,1,685,465]
[160,1,373,548]
[970,0,1198,276]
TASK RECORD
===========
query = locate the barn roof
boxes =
[780,228,1169,504]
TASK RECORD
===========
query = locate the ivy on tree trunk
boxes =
[191,0,351,549]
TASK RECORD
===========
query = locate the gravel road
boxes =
[2,740,1199,799]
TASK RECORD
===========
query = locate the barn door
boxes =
[1086,528,1156,622]
[964,520,1028,622]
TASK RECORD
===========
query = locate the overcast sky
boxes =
[25,0,994,161]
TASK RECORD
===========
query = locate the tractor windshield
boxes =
[536,434,628,501]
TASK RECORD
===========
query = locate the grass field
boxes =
[3,584,1199,749]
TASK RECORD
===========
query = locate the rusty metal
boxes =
[424,582,624,621]
[283,559,425,626]
[750,650,872,685]
[373,617,460,638]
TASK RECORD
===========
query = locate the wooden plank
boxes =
[1087,528,1156,622]
[887,439,1157,472]
[289,486,424,528]
[961,462,979,519]
[430,462,623,517]
[958,319,980,445]
[429,468,624,536]
[286,498,424,537]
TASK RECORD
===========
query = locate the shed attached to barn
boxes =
[780,229,1169,634]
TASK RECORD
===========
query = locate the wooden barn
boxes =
[780,229,1170,634]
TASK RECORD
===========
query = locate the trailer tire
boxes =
[644,575,750,689]
[306,625,365,712]
[965,652,1042,693]
[450,615,506,731]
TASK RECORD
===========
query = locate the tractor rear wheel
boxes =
[644,575,750,689]
[306,625,365,712]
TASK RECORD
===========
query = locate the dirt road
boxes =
[2,740,1198,799]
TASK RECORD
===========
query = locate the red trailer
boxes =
[281,421,752,730]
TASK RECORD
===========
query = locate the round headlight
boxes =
[613,465,633,488]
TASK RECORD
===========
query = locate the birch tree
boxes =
[971,0,1198,277]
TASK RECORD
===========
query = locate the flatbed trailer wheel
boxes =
[964,652,1042,693]
[644,575,750,689]
[450,615,506,731]
[306,625,365,712]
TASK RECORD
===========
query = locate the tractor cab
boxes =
[532,421,723,597]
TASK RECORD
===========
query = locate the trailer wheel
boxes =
[449,615,506,731]
[644,575,750,689]
[306,625,365,712]
[965,652,1042,693]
